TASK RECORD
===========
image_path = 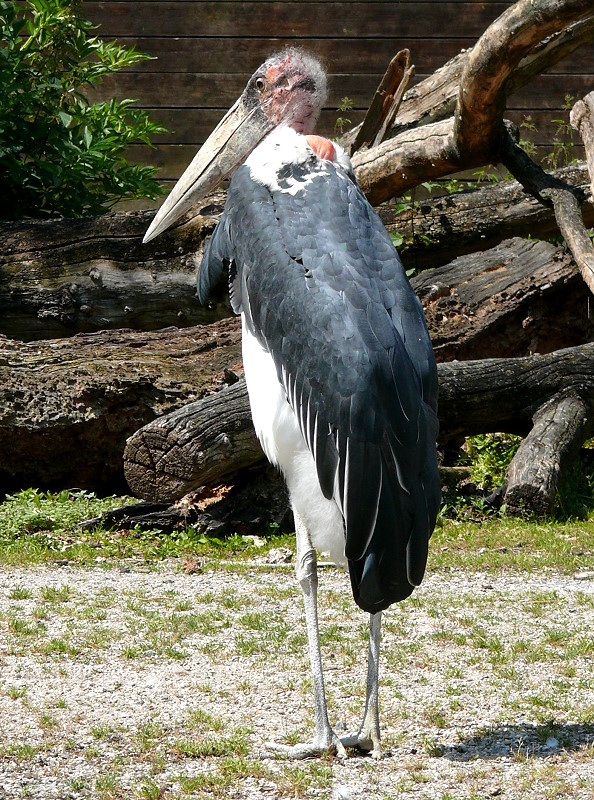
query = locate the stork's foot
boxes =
[266,733,347,760]
[340,728,382,759]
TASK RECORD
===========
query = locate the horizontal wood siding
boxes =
[83,0,594,184]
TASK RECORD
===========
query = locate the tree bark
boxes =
[123,344,594,510]
[413,237,594,361]
[0,195,226,341]
[381,163,594,270]
[0,319,242,493]
[81,465,293,538]
[505,392,594,516]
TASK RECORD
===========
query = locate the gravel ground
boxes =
[0,560,593,799]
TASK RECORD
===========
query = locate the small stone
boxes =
[575,571,594,580]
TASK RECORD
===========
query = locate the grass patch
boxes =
[0,488,295,566]
[430,516,594,574]
[175,726,251,758]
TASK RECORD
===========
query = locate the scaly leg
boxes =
[341,611,382,758]
[266,510,346,759]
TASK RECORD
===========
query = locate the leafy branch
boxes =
[0,0,167,219]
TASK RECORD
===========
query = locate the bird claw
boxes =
[265,734,347,760]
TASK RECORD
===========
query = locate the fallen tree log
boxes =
[124,344,594,518]
[0,172,575,342]
[414,237,594,360]
[2,235,593,493]
[0,195,226,341]
[379,162,594,270]
[2,162,591,341]
[0,319,242,494]
[505,391,594,516]
[571,91,594,198]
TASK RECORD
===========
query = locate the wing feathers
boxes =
[202,154,440,613]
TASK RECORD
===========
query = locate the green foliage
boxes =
[334,96,353,136]
[0,487,295,564]
[463,433,522,490]
[543,95,579,170]
[0,0,167,219]
[556,445,594,520]
[443,435,594,523]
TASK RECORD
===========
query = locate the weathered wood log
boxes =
[505,392,594,516]
[3,235,593,494]
[0,319,242,494]
[414,237,594,361]
[124,344,594,514]
[380,162,594,270]
[0,195,226,341]
[2,162,591,340]
[123,380,263,502]
[0,163,594,341]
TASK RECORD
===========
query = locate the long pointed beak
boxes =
[143,98,273,243]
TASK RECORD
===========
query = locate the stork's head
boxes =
[143,49,327,243]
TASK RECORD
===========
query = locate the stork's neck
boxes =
[245,126,351,193]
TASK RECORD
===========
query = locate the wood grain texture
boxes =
[82,1,594,181]
[85,2,507,39]
[0,319,242,493]
[0,197,227,340]
[505,392,594,515]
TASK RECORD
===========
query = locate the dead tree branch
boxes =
[351,0,594,204]
[570,91,594,197]
[352,49,415,153]
[340,14,594,153]
[500,124,594,295]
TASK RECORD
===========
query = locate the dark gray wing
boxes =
[199,157,440,613]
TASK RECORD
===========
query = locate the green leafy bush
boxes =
[0,0,166,219]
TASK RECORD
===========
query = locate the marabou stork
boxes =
[144,49,440,759]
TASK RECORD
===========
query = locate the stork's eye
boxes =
[255,77,266,92]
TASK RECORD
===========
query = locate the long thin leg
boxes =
[341,611,383,758]
[266,510,345,758]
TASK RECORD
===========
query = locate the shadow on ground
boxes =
[440,722,594,761]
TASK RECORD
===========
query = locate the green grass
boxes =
[0,488,294,566]
[1,485,593,575]
[0,475,593,800]
[429,515,594,574]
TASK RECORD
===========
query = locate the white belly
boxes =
[241,315,346,567]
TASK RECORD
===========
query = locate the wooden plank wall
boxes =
[83,1,593,190]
